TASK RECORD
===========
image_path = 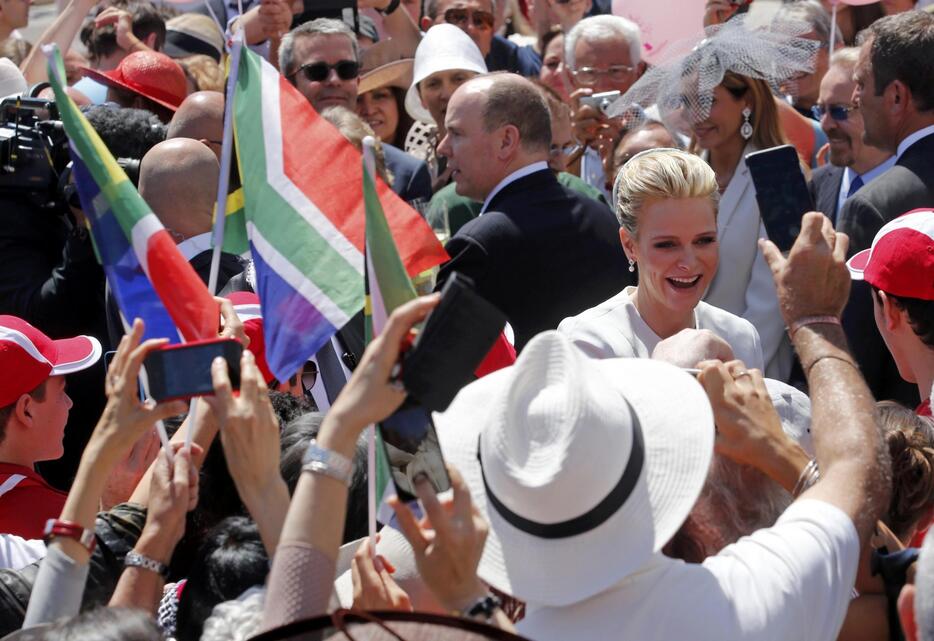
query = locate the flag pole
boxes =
[829,1,838,57]
[362,136,379,551]
[207,30,244,296]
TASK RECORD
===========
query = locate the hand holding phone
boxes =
[143,338,243,402]
[745,145,814,253]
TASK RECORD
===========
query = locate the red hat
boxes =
[847,208,934,301]
[0,316,102,407]
[227,292,275,385]
[83,51,187,112]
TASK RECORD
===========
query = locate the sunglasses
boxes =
[443,7,494,30]
[300,361,319,397]
[572,64,635,87]
[293,60,360,83]
[811,103,857,121]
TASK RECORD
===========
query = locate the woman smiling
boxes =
[558,148,764,368]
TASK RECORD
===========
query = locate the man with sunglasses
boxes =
[279,18,432,205]
[835,11,934,409]
[809,48,893,225]
[422,0,542,76]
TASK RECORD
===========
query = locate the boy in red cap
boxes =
[847,208,934,415]
[0,316,101,539]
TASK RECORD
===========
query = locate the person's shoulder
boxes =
[558,171,610,205]
[811,163,842,183]
[558,289,633,336]
[695,300,758,336]
[382,143,424,172]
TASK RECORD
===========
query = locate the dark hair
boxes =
[389,86,415,148]
[81,0,167,63]
[268,390,314,428]
[480,74,552,153]
[29,607,163,641]
[539,25,563,60]
[0,380,47,446]
[280,413,370,542]
[83,105,166,159]
[866,11,934,112]
[175,516,269,641]
[877,401,934,540]
[873,287,934,349]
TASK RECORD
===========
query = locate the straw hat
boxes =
[436,331,715,608]
[404,24,487,124]
[165,13,225,63]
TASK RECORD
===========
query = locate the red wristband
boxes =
[43,519,96,554]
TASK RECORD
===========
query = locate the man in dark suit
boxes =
[436,73,632,351]
[836,11,934,406]
[809,48,893,224]
[279,18,433,203]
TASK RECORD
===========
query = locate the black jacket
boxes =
[383,144,432,205]
[835,132,934,407]
[808,163,844,225]
[437,169,633,351]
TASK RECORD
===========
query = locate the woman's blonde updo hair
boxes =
[612,147,719,236]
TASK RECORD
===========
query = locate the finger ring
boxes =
[734,370,751,379]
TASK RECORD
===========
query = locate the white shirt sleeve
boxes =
[0,534,46,571]
[702,499,859,641]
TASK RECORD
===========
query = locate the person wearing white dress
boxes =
[559,148,765,371]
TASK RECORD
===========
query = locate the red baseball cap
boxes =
[847,208,934,301]
[0,316,102,407]
[227,292,275,385]
[83,51,187,113]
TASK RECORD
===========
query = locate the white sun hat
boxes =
[404,24,487,125]
[436,330,715,608]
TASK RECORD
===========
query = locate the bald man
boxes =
[138,138,244,286]
[166,91,225,160]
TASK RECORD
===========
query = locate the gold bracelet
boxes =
[804,354,858,377]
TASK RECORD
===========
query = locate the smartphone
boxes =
[378,398,451,504]
[580,90,622,116]
[745,145,813,253]
[402,272,507,412]
[143,338,242,402]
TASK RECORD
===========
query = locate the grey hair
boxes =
[199,587,265,641]
[564,15,641,71]
[775,0,832,46]
[279,18,359,78]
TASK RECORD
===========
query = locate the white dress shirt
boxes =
[175,231,214,262]
[836,155,897,215]
[480,161,550,214]
[896,123,934,161]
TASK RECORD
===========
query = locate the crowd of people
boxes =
[0,0,933,639]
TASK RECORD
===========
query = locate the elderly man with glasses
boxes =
[421,0,542,76]
[564,15,645,196]
[278,18,433,205]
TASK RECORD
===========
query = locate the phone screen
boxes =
[143,340,242,402]
[378,399,451,504]
[745,145,813,253]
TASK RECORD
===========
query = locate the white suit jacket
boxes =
[558,287,765,370]
[702,147,793,380]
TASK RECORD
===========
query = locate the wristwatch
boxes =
[43,519,96,554]
[302,440,354,486]
[125,550,169,578]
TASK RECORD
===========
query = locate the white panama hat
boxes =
[404,24,487,125]
[436,331,715,608]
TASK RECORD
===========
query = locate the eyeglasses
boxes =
[572,64,635,87]
[811,103,858,121]
[300,361,319,397]
[292,60,360,83]
[443,7,494,30]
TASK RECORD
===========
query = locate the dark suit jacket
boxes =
[808,163,844,224]
[437,169,634,351]
[835,132,934,407]
[485,35,542,77]
[383,144,432,204]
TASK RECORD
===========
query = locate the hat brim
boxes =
[50,335,102,375]
[846,248,871,281]
[404,83,434,125]
[359,59,414,96]
[81,67,181,113]
[436,357,714,608]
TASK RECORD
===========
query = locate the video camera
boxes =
[0,85,70,209]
